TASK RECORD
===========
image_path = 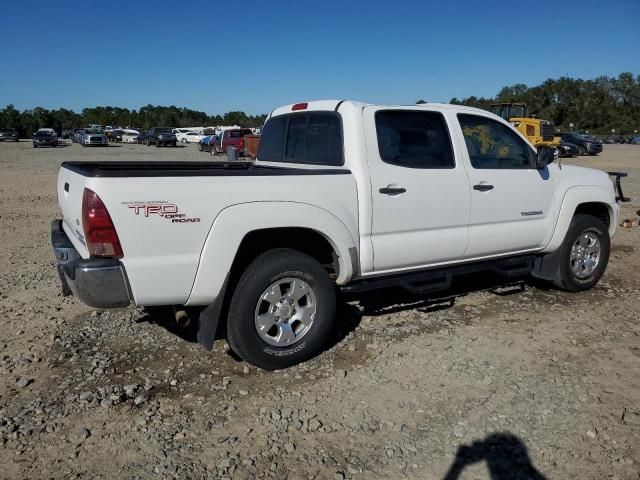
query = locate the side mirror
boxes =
[536,146,555,169]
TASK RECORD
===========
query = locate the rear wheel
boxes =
[552,214,610,292]
[226,249,336,370]
[198,143,203,151]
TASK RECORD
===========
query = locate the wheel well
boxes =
[574,203,610,229]
[230,228,338,283]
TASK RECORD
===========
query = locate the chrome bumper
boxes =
[51,220,131,308]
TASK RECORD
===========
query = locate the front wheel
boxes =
[552,213,610,292]
[226,249,336,370]
[577,145,586,156]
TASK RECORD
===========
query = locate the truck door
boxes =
[364,107,471,272]
[455,113,555,257]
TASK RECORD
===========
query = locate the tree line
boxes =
[0,104,268,137]
[447,72,640,135]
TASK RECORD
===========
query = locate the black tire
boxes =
[577,145,586,156]
[226,248,336,370]
[146,138,150,146]
[156,139,160,147]
[172,141,177,147]
[32,143,37,148]
[198,143,203,152]
[552,213,610,292]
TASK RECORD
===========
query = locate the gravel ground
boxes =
[0,141,639,479]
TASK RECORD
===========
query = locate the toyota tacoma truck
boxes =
[52,100,628,370]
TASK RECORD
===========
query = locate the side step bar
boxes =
[340,255,535,295]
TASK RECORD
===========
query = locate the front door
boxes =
[364,107,471,272]
[455,113,555,257]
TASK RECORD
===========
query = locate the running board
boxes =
[341,255,535,295]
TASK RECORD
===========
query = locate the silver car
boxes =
[81,130,108,147]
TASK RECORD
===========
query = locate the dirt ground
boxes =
[0,140,638,480]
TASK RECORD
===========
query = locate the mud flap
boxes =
[196,275,230,351]
[197,300,223,351]
[531,250,562,281]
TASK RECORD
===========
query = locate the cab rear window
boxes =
[258,113,343,166]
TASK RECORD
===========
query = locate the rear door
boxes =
[364,107,471,272]
[455,113,554,257]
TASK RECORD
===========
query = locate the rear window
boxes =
[229,129,253,138]
[258,113,343,166]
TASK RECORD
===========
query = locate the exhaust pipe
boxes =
[173,306,191,329]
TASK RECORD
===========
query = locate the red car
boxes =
[210,128,253,156]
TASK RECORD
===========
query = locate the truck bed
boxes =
[57,161,359,306]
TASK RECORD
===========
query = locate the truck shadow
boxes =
[442,432,547,480]
[139,272,532,361]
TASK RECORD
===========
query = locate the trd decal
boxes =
[123,201,201,223]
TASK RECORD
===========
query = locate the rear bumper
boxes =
[51,220,131,308]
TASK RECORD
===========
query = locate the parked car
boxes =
[556,132,603,155]
[32,130,58,147]
[197,134,218,152]
[108,129,125,143]
[136,131,148,144]
[209,128,254,155]
[183,132,204,143]
[72,128,85,143]
[174,130,195,143]
[557,142,579,157]
[146,127,177,147]
[80,129,108,147]
[629,136,640,145]
[122,131,139,143]
[0,128,19,142]
[52,100,627,370]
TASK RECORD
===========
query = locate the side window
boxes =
[374,110,455,168]
[257,113,343,166]
[458,114,535,169]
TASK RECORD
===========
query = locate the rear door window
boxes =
[374,110,455,168]
[258,113,343,166]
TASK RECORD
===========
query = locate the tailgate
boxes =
[57,166,91,258]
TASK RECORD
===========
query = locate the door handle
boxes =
[473,184,494,192]
[379,185,406,195]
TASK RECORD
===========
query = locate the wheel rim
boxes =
[254,278,317,347]
[570,231,601,278]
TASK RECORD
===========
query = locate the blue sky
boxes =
[1,0,638,115]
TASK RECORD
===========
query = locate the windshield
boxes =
[156,128,172,133]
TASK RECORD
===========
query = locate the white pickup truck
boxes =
[52,100,628,369]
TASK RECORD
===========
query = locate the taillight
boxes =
[239,138,244,149]
[292,102,308,111]
[82,188,123,257]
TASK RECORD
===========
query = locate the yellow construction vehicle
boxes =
[490,103,558,147]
